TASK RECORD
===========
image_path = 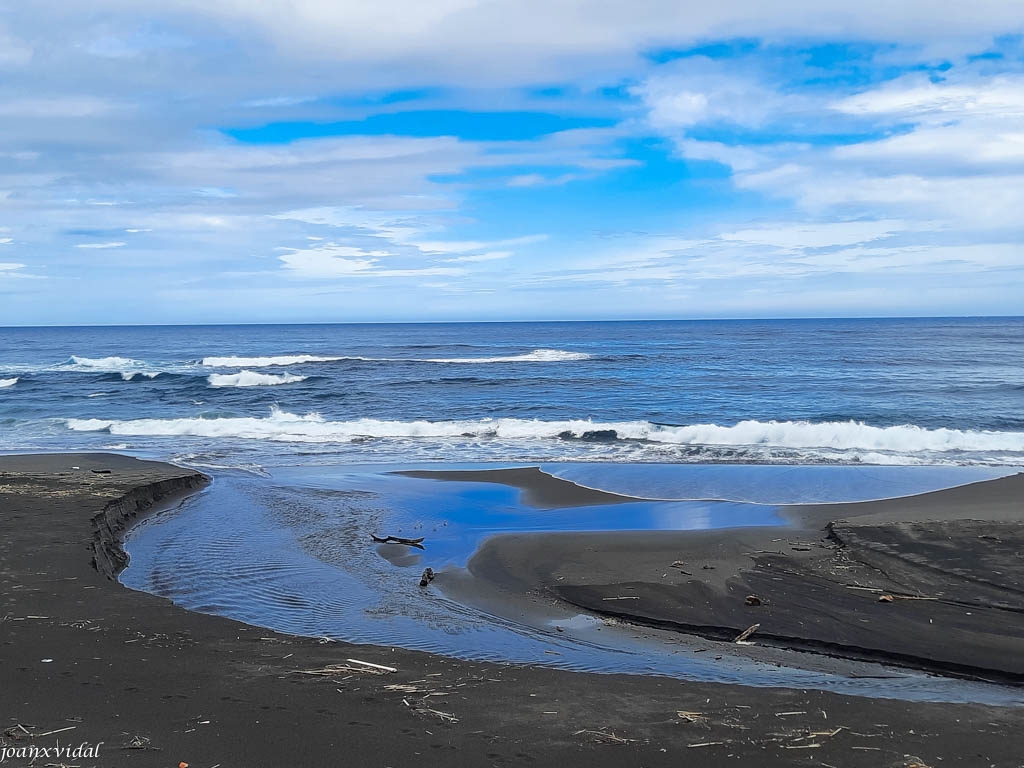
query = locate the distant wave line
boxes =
[201,349,590,367]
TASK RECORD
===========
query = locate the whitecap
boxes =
[423,349,590,363]
[0,377,17,388]
[63,411,1024,464]
[203,354,351,367]
[60,355,163,379]
[202,349,589,366]
[208,371,308,388]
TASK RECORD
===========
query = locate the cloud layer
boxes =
[0,2,1022,322]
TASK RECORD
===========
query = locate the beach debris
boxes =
[419,567,435,587]
[744,595,762,606]
[345,658,397,673]
[676,710,708,725]
[878,594,895,603]
[669,560,694,575]
[33,725,77,737]
[573,729,636,745]
[733,623,760,643]
[371,534,425,549]
[3,724,31,741]
[179,762,189,768]
[602,595,639,601]
[702,564,715,570]
[91,469,112,474]
[295,659,397,676]
[403,698,458,723]
[119,735,158,751]
[687,741,725,748]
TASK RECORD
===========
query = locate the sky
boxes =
[1,1,1023,324]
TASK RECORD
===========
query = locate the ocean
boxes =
[2,317,1023,469]
[3,317,1024,701]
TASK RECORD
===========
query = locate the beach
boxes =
[440,467,1024,682]
[2,454,1023,767]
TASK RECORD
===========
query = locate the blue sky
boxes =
[1,2,1023,324]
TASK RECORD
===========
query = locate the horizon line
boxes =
[2,313,1022,330]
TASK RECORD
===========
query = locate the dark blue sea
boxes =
[2,317,1023,468]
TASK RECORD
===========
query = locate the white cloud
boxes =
[444,250,512,263]
[720,220,908,250]
[0,263,25,271]
[104,0,1024,85]
[278,242,465,279]
[0,26,32,67]
[74,242,127,249]
[416,234,546,254]
[0,238,12,245]
[0,97,118,118]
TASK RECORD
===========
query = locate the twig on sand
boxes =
[687,741,725,748]
[601,596,639,601]
[676,711,708,726]
[294,659,396,676]
[402,698,458,723]
[345,658,397,673]
[733,624,760,643]
[34,726,77,737]
[573,729,635,745]
[119,735,159,751]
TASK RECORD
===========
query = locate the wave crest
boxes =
[0,377,17,388]
[203,354,348,367]
[424,349,590,363]
[201,349,590,367]
[208,371,309,388]
[63,411,1024,463]
[62,355,163,380]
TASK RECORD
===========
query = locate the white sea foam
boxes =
[201,349,589,367]
[0,377,17,388]
[203,354,351,367]
[208,371,309,387]
[61,355,163,379]
[63,411,1024,463]
[423,349,590,363]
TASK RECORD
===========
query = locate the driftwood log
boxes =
[371,534,425,549]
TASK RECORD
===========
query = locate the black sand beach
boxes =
[3,454,1023,767]
[437,467,1024,682]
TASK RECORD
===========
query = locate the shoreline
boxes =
[403,467,1024,682]
[3,453,1024,766]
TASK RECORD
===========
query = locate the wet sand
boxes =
[435,468,1024,681]
[2,455,1023,767]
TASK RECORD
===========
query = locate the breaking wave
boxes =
[208,371,309,388]
[203,354,351,367]
[201,349,589,367]
[0,377,17,388]
[423,349,591,363]
[60,355,163,380]
[63,410,1024,464]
